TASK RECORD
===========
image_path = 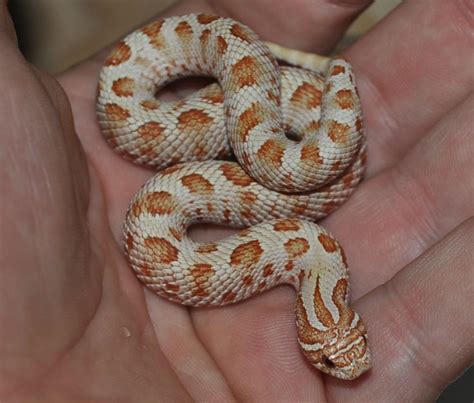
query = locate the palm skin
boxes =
[1,0,473,401]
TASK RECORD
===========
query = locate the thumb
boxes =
[0,4,95,391]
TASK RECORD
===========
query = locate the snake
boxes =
[97,13,371,380]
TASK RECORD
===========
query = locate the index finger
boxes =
[348,0,473,175]
[326,219,474,401]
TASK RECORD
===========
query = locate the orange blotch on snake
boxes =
[266,90,280,105]
[230,23,255,43]
[190,263,214,297]
[138,264,154,277]
[231,56,261,88]
[343,171,354,188]
[340,247,348,268]
[322,201,338,215]
[193,145,208,158]
[199,28,211,48]
[230,240,263,269]
[142,20,164,36]
[197,14,220,24]
[292,201,309,216]
[125,232,134,251]
[335,89,354,109]
[290,82,322,109]
[301,144,323,165]
[220,163,253,186]
[178,109,214,132]
[142,20,166,48]
[141,99,159,110]
[298,269,305,285]
[257,139,285,169]
[165,283,180,293]
[222,290,237,303]
[138,122,165,143]
[285,238,310,258]
[242,274,254,286]
[285,260,295,272]
[263,263,274,277]
[328,121,350,143]
[202,90,224,104]
[241,209,255,221]
[174,20,193,39]
[240,191,257,205]
[237,227,252,238]
[258,280,266,290]
[104,103,130,121]
[318,233,339,253]
[136,191,176,216]
[306,120,321,132]
[117,148,138,163]
[181,174,214,195]
[104,41,131,66]
[273,219,301,232]
[144,237,179,264]
[223,209,232,224]
[237,102,265,142]
[196,243,218,254]
[331,160,342,172]
[159,164,184,176]
[112,77,135,97]
[216,36,228,55]
[169,227,182,241]
[240,150,252,171]
[330,65,346,76]
[138,143,158,160]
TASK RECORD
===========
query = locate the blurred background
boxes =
[8,0,405,73]
[6,1,473,401]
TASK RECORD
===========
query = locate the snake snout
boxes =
[322,332,372,380]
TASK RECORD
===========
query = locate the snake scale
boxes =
[97,13,371,380]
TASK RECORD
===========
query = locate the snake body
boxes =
[97,14,371,380]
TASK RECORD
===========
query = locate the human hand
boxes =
[1,0,472,401]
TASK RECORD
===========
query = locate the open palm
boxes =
[1,0,472,401]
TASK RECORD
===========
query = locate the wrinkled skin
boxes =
[1,0,473,401]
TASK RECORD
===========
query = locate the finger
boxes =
[325,93,474,298]
[192,287,324,400]
[348,0,474,175]
[0,7,95,383]
[144,292,237,401]
[0,0,18,44]
[326,218,474,401]
[207,0,373,52]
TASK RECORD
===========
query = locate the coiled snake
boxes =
[97,13,371,380]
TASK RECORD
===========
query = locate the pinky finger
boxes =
[327,218,474,401]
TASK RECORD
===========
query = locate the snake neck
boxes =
[294,261,371,379]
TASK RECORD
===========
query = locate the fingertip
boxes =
[0,0,18,46]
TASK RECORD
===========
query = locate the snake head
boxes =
[296,288,372,380]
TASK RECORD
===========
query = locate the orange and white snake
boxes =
[97,13,371,380]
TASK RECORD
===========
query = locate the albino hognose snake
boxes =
[97,14,371,380]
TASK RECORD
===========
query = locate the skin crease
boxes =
[0,0,473,401]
